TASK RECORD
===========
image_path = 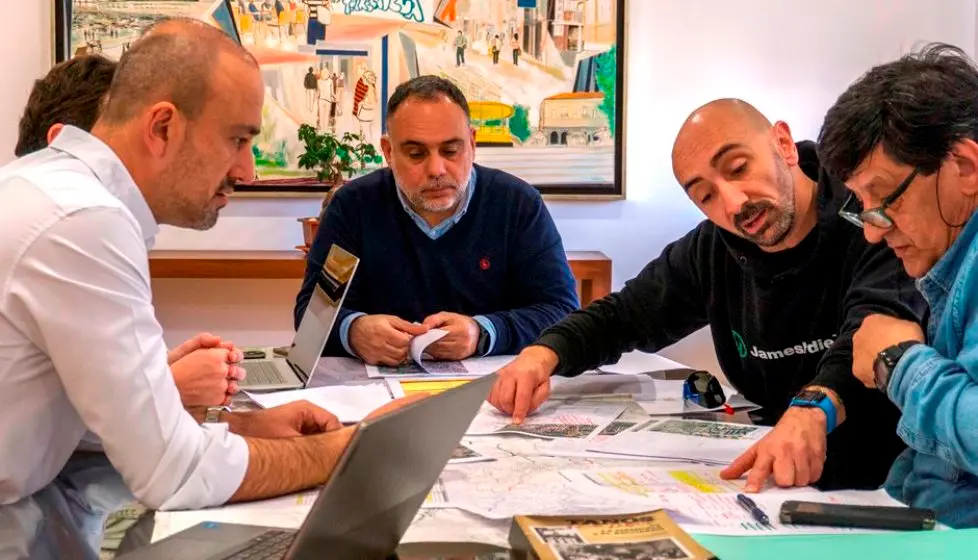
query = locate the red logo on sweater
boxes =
[479,257,490,270]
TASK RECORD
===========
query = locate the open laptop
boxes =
[119,373,497,560]
[238,244,359,391]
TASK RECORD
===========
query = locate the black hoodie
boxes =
[536,141,929,490]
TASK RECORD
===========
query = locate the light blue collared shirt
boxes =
[339,168,497,357]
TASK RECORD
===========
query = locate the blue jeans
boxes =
[0,452,134,560]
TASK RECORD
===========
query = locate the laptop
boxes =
[238,244,359,391]
[118,373,497,560]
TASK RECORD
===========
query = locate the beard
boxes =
[157,158,234,231]
[733,153,796,247]
[402,173,470,214]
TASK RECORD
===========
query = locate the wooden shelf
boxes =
[149,249,613,305]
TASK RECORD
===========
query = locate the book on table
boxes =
[508,509,718,560]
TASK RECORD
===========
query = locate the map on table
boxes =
[465,401,627,440]
[376,361,471,376]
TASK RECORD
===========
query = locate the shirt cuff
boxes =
[157,426,248,511]
[339,312,366,357]
[887,342,929,409]
[473,315,496,356]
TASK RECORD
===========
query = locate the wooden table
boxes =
[149,250,613,306]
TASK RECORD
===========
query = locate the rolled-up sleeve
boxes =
[7,207,247,510]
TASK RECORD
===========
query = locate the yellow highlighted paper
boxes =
[399,379,470,395]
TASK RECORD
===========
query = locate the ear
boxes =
[468,125,477,152]
[46,123,65,146]
[380,134,393,165]
[771,120,798,166]
[143,101,182,159]
[951,138,978,197]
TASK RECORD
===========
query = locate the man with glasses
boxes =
[818,42,978,528]
[489,98,928,493]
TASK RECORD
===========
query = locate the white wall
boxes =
[2,0,975,373]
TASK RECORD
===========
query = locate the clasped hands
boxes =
[349,312,481,366]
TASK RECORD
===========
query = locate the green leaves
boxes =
[296,124,380,183]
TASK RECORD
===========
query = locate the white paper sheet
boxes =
[590,418,771,464]
[409,328,449,365]
[244,381,397,424]
[424,460,654,520]
[635,489,917,536]
[595,352,686,374]
[465,401,626,439]
[560,466,784,497]
[151,490,319,542]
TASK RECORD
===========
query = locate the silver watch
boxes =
[204,406,230,424]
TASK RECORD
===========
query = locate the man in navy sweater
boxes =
[295,76,578,365]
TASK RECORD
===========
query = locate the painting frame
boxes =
[53,0,627,201]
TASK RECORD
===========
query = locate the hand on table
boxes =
[168,331,237,364]
[720,405,828,492]
[852,314,925,388]
[240,401,342,438]
[171,347,245,407]
[422,312,480,360]
[349,314,428,366]
[487,345,558,424]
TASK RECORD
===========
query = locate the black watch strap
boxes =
[874,341,919,393]
[476,323,490,355]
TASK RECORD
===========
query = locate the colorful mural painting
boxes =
[55,0,625,198]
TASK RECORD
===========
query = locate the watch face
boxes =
[794,389,825,404]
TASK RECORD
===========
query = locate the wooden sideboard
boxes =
[148,250,612,306]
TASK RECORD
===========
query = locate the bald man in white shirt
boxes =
[0,18,419,559]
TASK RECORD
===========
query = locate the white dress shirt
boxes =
[0,126,248,511]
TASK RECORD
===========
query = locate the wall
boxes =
[1,0,975,373]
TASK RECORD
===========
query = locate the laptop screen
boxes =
[288,245,359,378]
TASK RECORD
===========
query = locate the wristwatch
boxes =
[475,323,491,356]
[789,389,837,434]
[204,406,230,424]
[874,341,920,394]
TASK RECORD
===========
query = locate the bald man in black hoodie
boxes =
[488,99,929,493]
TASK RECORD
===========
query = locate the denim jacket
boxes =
[884,210,978,528]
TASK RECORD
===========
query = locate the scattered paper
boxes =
[425,459,653,520]
[465,401,626,439]
[637,489,915,536]
[450,443,494,464]
[151,490,319,542]
[589,418,770,465]
[540,404,661,461]
[244,381,398,424]
[561,466,767,498]
[595,352,685,374]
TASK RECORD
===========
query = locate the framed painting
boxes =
[54,0,626,200]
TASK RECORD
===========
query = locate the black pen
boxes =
[736,493,771,526]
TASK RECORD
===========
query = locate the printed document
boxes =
[589,418,771,464]
[245,381,400,423]
[465,401,626,439]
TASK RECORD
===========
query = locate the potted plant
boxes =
[295,124,383,250]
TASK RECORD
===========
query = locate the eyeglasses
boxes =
[838,168,919,230]
[683,370,727,410]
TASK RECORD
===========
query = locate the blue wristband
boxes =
[789,390,837,434]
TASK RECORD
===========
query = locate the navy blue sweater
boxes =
[294,164,579,357]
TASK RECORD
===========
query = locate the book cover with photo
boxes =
[509,509,717,560]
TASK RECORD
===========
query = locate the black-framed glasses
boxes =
[838,168,919,229]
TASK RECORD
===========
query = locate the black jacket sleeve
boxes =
[811,238,929,413]
[534,224,712,377]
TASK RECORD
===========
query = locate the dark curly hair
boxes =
[818,42,978,181]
